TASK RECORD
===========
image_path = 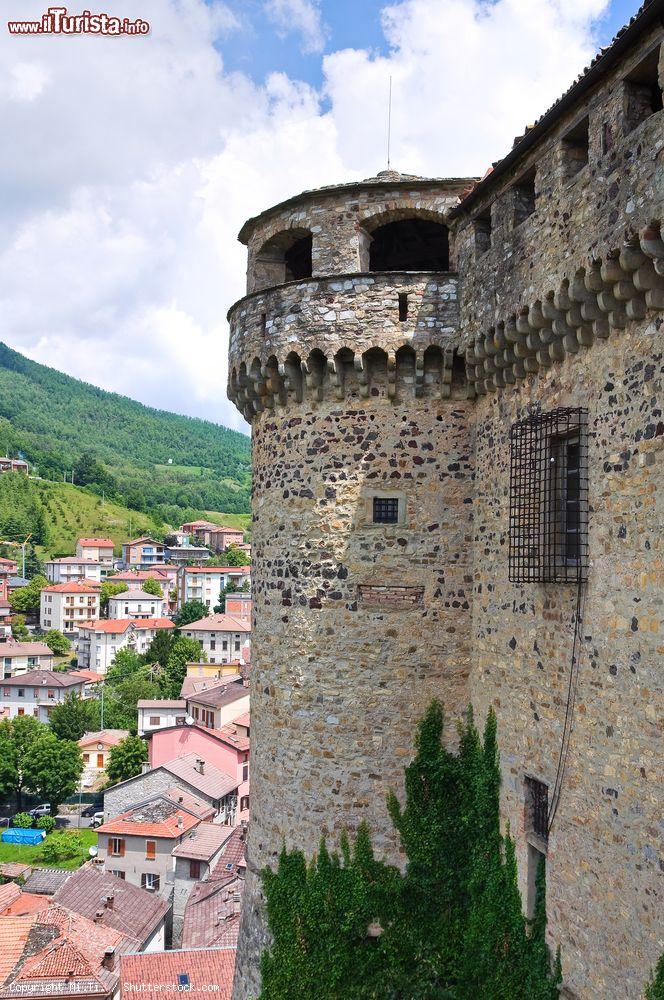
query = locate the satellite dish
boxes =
[89,845,98,857]
[185,715,195,726]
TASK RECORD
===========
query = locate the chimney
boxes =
[177,815,184,829]
[104,894,114,910]
[102,948,115,971]
[94,910,104,923]
[232,893,242,915]
[195,758,205,775]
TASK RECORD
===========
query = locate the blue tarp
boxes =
[1,828,45,845]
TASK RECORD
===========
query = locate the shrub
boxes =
[13,812,33,828]
[40,831,84,864]
[36,815,56,833]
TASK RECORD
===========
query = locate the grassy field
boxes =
[0,828,98,870]
[204,511,252,536]
[34,481,162,559]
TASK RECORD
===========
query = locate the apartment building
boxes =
[181,614,250,665]
[178,521,244,552]
[45,557,103,584]
[179,566,251,610]
[1,642,53,678]
[107,569,175,608]
[76,618,175,674]
[40,582,100,635]
[121,538,165,568]
[76,537,115,564]
[107,590,166,620]
[0,670,87,722]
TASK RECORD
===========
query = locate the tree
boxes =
[100,581,126,614]
[172,599,207,627]
[144,629,173,667]
[161,636,206,698]
[40,831,84,864]
[44,629,71,656]
[10,574,48,614]
[646,951,664,1000]
[222,545,250,567]
[11,614,30,641]
[261,703,562,999]
[141,578,163,597]
[12,812,33,828]
[105,648,144,684]
[107,735,148,784]
[49,692,96,742]
[0,716,47,809]
[23,732,83,814]
[102,670,161,731]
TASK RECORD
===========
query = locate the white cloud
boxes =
[0,0,613,434]
[264,0,327,54]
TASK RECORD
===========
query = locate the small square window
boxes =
[561,116,589,180]
[372,497,399,524]
[473,209,492,256]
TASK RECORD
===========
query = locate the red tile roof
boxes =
[52,867,169,946]
[78,730,129,748]
[183,614,250,633]
[78,618,174,634]
[47,557,103,565]
[0,863,32,880]
[42,582,99,594]
[1,892,49,916]
[183,566,249,574]
[77,539,114,547]
[69,670,104,683]
[0,642,52,658]
[0,915,35,986]
[96,801,199,839]
[0,883,21,913]
[182,877,243,951]
[120,948,235,1000]
[1,670,86,688]
[172,823,233,862]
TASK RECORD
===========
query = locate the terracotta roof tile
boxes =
[78,730,129,748]
[77,539,114,547]
[96,800,199,839]
[183,614,250,633]
[0,893,50,917]
[42,582,99,594]
[79,618,174,634]
[52,867,168,946]
[120,948,235,1000]
[0,915,36,986]
[161,753,239,799]
[172,824,233,862]
[1,671,85,689]
[0,884,22,913]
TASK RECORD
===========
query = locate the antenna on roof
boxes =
[386,75,392,170]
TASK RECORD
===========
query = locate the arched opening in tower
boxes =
[368,219,449,272]
[254,228,313,289]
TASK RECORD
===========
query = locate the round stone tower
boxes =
[227,170,476,999]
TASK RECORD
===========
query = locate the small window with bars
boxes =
[372,496,400,524]
[525,776,549,841]
[509,407,588,583]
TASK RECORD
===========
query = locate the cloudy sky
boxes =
[0,0,640,433]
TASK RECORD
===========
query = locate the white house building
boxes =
[181,614,251,665]
[1,641,54,678]
[179,567,251,611]
[76,618,175,674]
[137,699,187,736]
[40,581,101,635]
[45,557,103,584]
[107,590,166,620]
[0,669,88,722]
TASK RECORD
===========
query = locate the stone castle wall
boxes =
[228,18,663,999]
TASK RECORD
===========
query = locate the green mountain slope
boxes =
[0,342,251,516]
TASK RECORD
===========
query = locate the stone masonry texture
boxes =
[228,10,664,1000]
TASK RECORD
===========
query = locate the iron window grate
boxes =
[373,496,399,524]
[509,407,588,583]
[526,777,549,840]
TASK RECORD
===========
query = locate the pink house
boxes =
[147,723,250,823]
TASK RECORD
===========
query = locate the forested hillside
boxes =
[0,343,251,517]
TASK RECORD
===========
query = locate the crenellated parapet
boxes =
[227,270,463,420]
[465,223,664,394]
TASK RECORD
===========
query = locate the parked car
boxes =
[90,812,105,828]
[28,804,51,819]
[81,804,101,818]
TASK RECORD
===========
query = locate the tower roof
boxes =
[237,170,476,244]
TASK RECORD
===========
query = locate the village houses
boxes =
[121,538,165,568]
[181,613,251,665]
[0,669,87,722]
[78,730,130,789]
[45,556,103,584]
[76,619,174,674]
[75,537,115,565]
[107,589,166,620]
[1,641,53,678]
[179,566,250,609]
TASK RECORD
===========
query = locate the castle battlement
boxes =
[229,5,664,998]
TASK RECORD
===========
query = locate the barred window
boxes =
[509,407,588,583]
[525,776,549,841]
[372,496,399,524]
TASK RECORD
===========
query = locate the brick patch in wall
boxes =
[357,584,424,611]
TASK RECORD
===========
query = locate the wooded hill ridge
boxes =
[0,342,251,518]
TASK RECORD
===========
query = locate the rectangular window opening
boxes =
[512,168,536,226]
[473,209,492,257]
[372,496,400,524]
[525,776,549,841]
[398,292,408,322]
[624,48,663,131]
[509,407,588,584]
[561,116,589,180]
